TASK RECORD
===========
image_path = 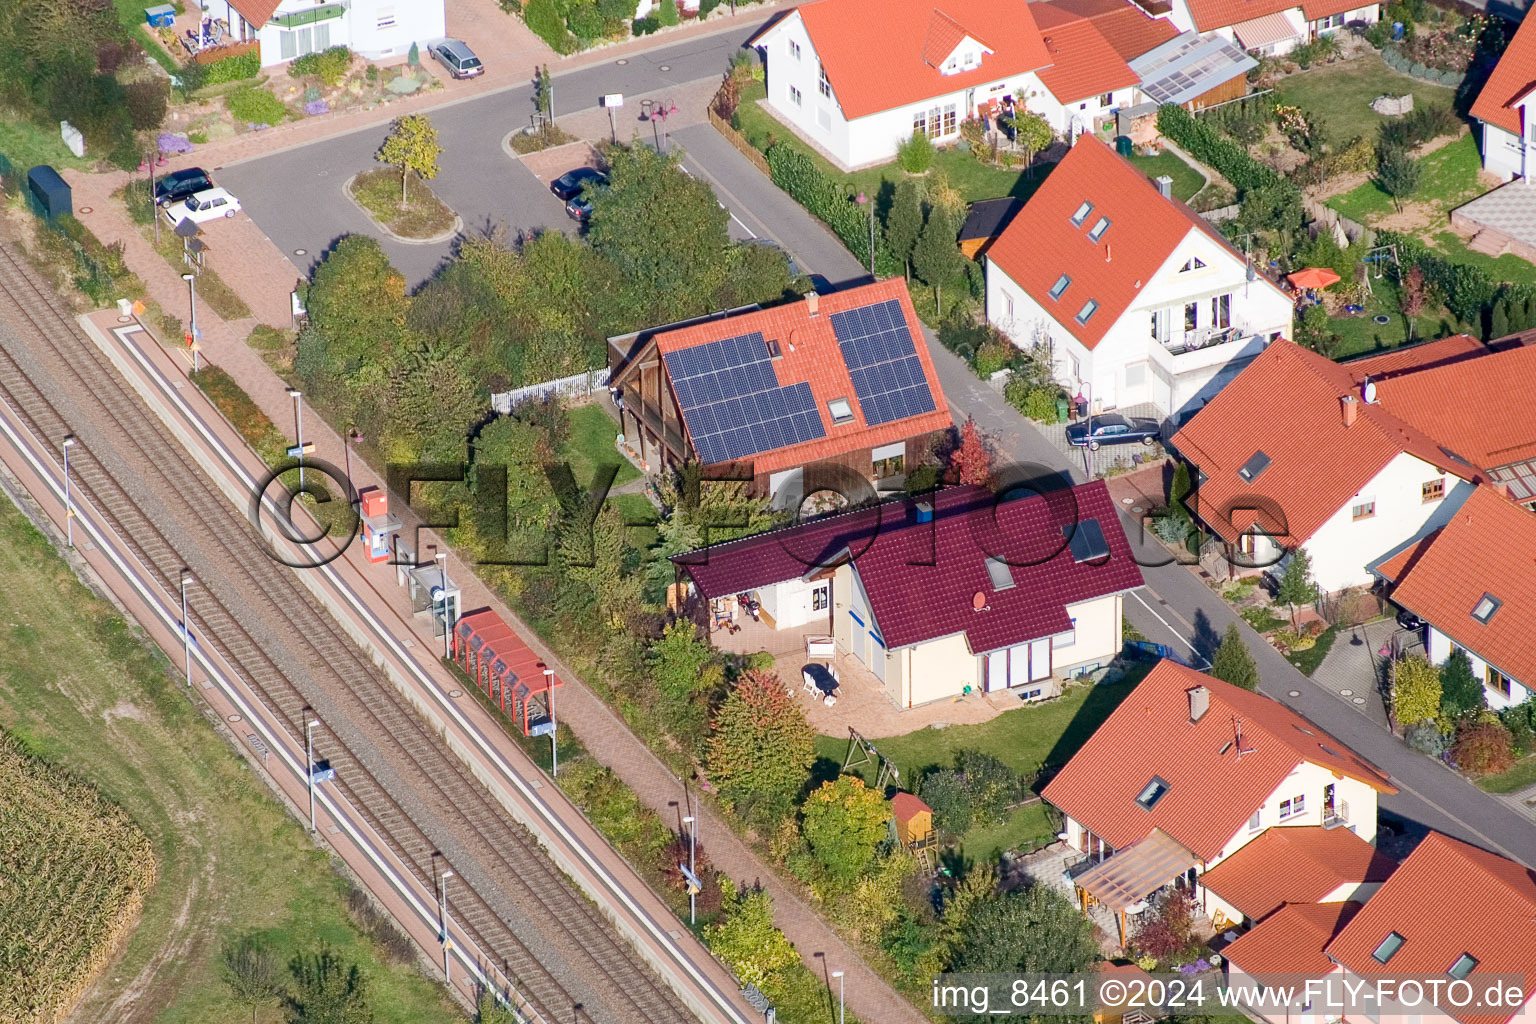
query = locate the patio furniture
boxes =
[823,695,836,707]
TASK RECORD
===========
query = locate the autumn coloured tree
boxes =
[950,417,991,487]
[799,775,891,881]
[706,669,814,821]
[1391,654,1442,727]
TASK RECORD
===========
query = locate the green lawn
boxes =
[1430,229,1536,286]
[564,403,640,488]
[1326,276,1460,360]
[733,80,1049,203]
[0,496,461,1024]
[1477,754,1536,794]
[1285,626,1338,677]
[1328,133,1483,224]
[1128,150,1206,203]
[1272,54,1457,146]
[962,800,1057,859]
[0,117,92,175]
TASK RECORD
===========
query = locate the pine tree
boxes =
[1275,548,1319,628]
[912,205,964,316]
[884,178,924,281]
[1490,298,1511,341]
[1210,623,1259,691]
[950,416,991,486]
[1169,461,1193,523]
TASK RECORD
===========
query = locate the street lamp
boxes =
[344,427,362,506]
[181,272,200,372]
[304,710,319,832]
[287,388,305,490]
[542,664,557,777]
[61,436,76,547]
[180,571,193,687]
[832,970,845,1024]
[855,193,874,276]
[682,813,697,925]
[435,551,451,660]
[439,868,454,984]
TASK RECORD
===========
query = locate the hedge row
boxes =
[205,48,260,85]
[1382,47,1466,86]
[1157,103,1294,196]
[1378,230,1498,326]
[764,144,899,276]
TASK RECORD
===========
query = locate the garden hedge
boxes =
[764,144,899,276]
[1378,229,1496,330]
[205,48,260,85]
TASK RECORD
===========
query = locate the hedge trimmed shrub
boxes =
[227,86,287,126]
[1379,230,1495,329]
[289,45,353,86]
[205,48,260,85]
[896,130,935,174]
[764,144,899,276]
[1158,103,1303,235]
[632,14,660,33]
[525,0,578,52]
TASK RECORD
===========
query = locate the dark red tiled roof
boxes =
[1324,832,1536,1024]
[676,481,1145,654]
[1041,661,1395,862]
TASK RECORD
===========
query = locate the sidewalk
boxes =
[66,168,930,1024]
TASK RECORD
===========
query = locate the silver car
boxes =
[431,39,483,78]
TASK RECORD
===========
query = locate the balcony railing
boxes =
[1160,325,1251,356]
[1322,799,1351,830]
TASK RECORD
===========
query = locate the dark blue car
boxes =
[1065,413,1162,451]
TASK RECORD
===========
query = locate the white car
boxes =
[162,187,241,226]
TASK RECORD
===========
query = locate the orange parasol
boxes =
[1287,267,1342,290]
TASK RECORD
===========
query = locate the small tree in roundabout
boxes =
[377,113,442,203]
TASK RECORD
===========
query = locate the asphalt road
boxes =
[219,20,774,286]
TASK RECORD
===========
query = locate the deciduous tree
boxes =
[1210,623,1259,691]
[222,935,283,1024]
[377,113,442,203]
[706,669,814,821]
[1391,654,1442,727]
[704,879,799,989]
[1376,146,1420,211]
[799,775,890,881]
[950,416,991,486]
[647,619,724,737]
[1275,548,1318,628]
[950,884,1098,982]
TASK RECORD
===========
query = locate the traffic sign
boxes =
[602,93,623,107]
[678,863,701,894]
[529,720,556,737]
[286,442,316,458]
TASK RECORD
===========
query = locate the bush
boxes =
[657,0,680,24]
[1499,703,1536,756]
[973,340,1013,378]
[1450,720,1515,774]
[567,0,605,38]
[289,46,352,87]
[632,14,660,33]
[896,130,935,174]
[1131,890,1198,961]
[918,769,972,835]
[525,0,577,51]
[1158,104,1301,235]
[227,86,287,126]
[205,48,260,85]
[124,80,168,131]
[1004,376,1060,422]
[1405,720,1449,756]
[955,749,1021,825]
[248,324,292,351]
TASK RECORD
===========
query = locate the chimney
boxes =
[1188,685,1210,723]
[1341,394,1359,427]
[805,291,820,317]
[1155,175,1173,199]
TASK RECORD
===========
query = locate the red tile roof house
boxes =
[744,0,1178,171]
[1373,484,1536,711]
[672,481,1145,707]
[1040,660,1396,945]
[1167,334,1536,594]
[606,281,952,503]
[1469,11,1536,182]
[1225,832,1536,1024]
[200,0,443,68]
[1164,0,1381,56]
[984,134,1294,420]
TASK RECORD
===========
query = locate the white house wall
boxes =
[1056,593,1123,675]
[1300,453,1475,592]
[1481,122,1526,180]
[757,576,830,631]
[346,0,444,61]
[1424,625,1534,710]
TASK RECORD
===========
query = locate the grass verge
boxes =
[509,124,579,154]
[0,491,461,1024]
[1128,150,1205,203]
[565,403,640,488]
[1477,755,1536,794]
[350,169,456,240]
[1285,625,1338,676]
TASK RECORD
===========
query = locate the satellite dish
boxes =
[430,586,446,602]
[1362,380,1377,404]
[972,590,988,611]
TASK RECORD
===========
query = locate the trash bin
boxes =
[1055,396,1069,423]
[1075,395,1089,417]
[1115,135,1133,157]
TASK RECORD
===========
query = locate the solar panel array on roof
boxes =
[663,332,827,465]
[830,299,938,426]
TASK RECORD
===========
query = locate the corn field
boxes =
[0,731,158,1024]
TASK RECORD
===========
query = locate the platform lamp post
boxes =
[61,435,75,547]
[855,193,874,276]
[832,970,844,1024]
[181,272,200,371]
[435,551,452,660]
[179,571,192,687]
[682,813,697,925]
[344,427,362,506]
[439,868,454,984]
[304,710,319,832]
[546,666,559,776]
[287,388,305,490]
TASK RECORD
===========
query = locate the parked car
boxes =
[155,167,213,207]
[1395,607,1424,632]
[162,187,241,226]
[565,195,594,221]
[431,40,483,79]
[550,167,607,202]
[1065,413,1162,450]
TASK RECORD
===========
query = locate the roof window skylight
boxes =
[827,398,855,424]
[1136,776,1171,810]
[1472,593,1501,623]
[1088,217,1111,242]
[1070,201,1093,227]
[1050,275,1071,300]
[1076,300,1099,325]
[1238,451,1271,483]
[1372,932,1405,964]
[1448,954,1478,980]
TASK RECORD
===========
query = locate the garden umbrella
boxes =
[1288,267,1341,290]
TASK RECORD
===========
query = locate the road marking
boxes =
[1129,589,1209,668]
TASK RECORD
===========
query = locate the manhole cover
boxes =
[1352,697,1367,704]
[1120,497,1134,505]
[227,714,242,723]
[78,206,93,214]
[1288,690,1301,697]
[1131,505,1145,514]
[659,64,671,71]
[616,58,629,65]
[1373,315,1391,325]
[294,248,307,256]
[117,315,132,323]
[449,689,463,698]
[1339,688,1353,696]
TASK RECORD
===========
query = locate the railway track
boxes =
[0,240,695,1024]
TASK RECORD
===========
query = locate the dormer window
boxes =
[1372,932,1405,965]
[1136,776,1170,810]
[1076,300,1099,325]
[1088,217,1111,242]
[827,397,854,424]
[1070,201,1093,227]
[1049,275,1071,300]
[1472,593,1501,623]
